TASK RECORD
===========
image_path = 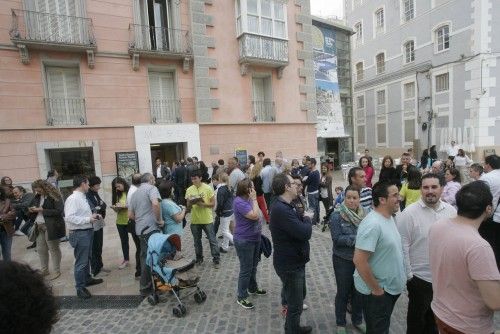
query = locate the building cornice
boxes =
[354,61,432,90]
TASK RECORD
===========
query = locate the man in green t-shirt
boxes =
[186,170,220,268]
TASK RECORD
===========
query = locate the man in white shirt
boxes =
[65,175,103,299]
[396,173,456,334]
[479,154,500,267]
[446,140,459,160]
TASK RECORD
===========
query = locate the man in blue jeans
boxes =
[353,182,406,333]
[270,173,313,334]
[64,175,103,299]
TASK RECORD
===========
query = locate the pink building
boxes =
[0,0,317,197]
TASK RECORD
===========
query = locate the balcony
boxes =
[44,98,86,126]
[238,33,288,78]
[252,101,275,122]
[149,99,182,124]
[9,9,96,67]
[129,24,192,71]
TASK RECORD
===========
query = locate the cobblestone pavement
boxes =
[9,170,499,333]
[49,224,499,334]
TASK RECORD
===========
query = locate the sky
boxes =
[311,0,344,19]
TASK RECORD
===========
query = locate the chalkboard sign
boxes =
[116,151,139,182]
[235,149,248,167]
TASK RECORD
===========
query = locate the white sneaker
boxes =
[14,230,24,236]
[118,260,129,269]
[303,304,308,310]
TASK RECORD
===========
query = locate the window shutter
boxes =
[252,77,264,101]
[46,67,80,98]
[149,72,174,100]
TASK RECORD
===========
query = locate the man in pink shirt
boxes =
[429,181,500,334]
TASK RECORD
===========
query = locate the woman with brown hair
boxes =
[28,179,65,280]
[249,163,269,224]
[0,186,16,260]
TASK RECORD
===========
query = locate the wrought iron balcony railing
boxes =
[252,101,275,122]
[10,9,95,47]
[44,98,86,126]
[238,33,288,66]
[129,24,191,56]
[150,99,182,123]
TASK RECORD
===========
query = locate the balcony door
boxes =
[252,76,273,121]
[133,0,173,51]
[148,71,178,123]
[32,0,85,44]
[45,66,83,125]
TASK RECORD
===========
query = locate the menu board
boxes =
[116,151,139,182]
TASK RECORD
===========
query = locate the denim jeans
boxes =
[91,228,104,276]
[361,291,400,334]
[116,224,130,261]
[190,223,220,262]
[406,276,437,334]
[234,238,261,299]
[276,266,307,334]
[0,228,12,261]
[307,192,320,224]
[332,255,363,326]
[68,229,93,290]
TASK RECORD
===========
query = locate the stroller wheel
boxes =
[147,294,159,306]
[194,290,206,304]
[173,304,187,318]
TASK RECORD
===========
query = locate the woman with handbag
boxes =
[28,180,65,280]
[0,186,16,260]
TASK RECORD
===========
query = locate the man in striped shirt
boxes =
[348,167,373,210]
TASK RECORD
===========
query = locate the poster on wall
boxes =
[115,151,139,182]
[312,25,345,138]
[235,148,248,167]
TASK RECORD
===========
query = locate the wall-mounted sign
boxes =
[116,151,139,182]
[235,148,248,167]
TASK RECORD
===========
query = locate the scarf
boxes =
[338,203,365,227]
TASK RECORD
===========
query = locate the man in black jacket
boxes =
[86,176,107,277]
[269,173,313,334]
[153,158,171,183]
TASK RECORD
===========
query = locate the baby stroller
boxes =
[146,232,207,317]
[321,207,335,232]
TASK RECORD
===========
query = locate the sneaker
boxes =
[303,303,308,310]
[195,258,204,265]
[353,323,366,334]
[237,298,254,309]
[77,287,91,299]
[213,260,220,269]
[219,247,228,254]
[118,260,129,269]
[336,327,347,334]
[14,230,24,236]
[86,278,104,286]
[134,272,141,280]
[248,288,267,295]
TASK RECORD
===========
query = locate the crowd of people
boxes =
[1,147,499,334]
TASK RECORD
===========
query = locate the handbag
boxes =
[28,223,38,242]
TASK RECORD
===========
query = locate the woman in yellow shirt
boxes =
[399,168,422,209]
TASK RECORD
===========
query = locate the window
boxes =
[357,125,365,145]
[377,123,386,144]
[435,25,450,52]
[376,90,385,105]
[404,82,415,99]
[375,9,384,34]
[404,119,416,143]
[354,22,362,45]
[252,76,274,121]
[403,0,414,22]
[148,71,179,123]
[134,0,175,51]
[45,66,84,125]
[404,40,415,63]
[435,73,449,92]
[236,0,287,39]
[376,53,385,74]
[356,95,364,109]
[356,62,364,81]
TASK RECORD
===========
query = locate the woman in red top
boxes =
[359,156,374,188]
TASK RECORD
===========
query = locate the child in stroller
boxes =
[146,232,207,317]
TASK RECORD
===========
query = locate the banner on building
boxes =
[312,25,345,138]
[235,148,248,167]
[116,151,139,182]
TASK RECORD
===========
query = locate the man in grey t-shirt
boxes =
[128,173,162,296]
